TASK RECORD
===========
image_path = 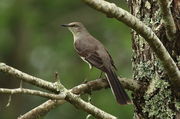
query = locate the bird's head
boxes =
[61,22,87,36]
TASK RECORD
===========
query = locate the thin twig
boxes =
[0,88,65,100]
[54,72,60,82]
[158,0,176,41]
[6,95,12,107]
[0,63,59,93]
[82,0,180,89]
[18,100,65,119]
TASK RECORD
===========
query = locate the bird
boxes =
[61,22,131,105]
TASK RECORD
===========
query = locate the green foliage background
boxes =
[0,0,133,118]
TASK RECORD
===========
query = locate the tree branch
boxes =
[18,100,65,119]
[0,63,139,92]
[71,77,140,94]
[82,0,180,89]
[0,88,65,100]
[65,92,117,119]
[18,82,117,119]
[0,63,59,93]
[63,83,117,119]
[158,0,177,41]
[18,78,139,119]
[0,62,140,118]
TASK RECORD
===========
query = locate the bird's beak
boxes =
[61,24,72,27]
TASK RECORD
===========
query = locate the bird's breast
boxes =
[74,39,90,51]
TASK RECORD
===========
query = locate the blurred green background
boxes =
[0,0,133,119]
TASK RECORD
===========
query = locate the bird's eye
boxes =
[73,24,79,27]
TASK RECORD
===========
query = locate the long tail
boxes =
[105,69,131,105]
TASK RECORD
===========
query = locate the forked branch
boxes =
[0,63,139,119]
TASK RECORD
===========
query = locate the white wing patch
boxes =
[80,57,92,69]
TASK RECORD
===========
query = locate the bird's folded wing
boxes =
[105,49,117,70]
[77,50,105,70]
[85,51,103,67]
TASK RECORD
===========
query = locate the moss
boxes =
[175,101,180,111]
[176,56,180,68]
[145,1,151,9]
[143,75,175,119]
[134,61,154,82]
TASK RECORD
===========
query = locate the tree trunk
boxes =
[130,0,180,119]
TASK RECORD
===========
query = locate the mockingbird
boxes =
[62,22,131,105]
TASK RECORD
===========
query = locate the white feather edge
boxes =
[80,56,92,69]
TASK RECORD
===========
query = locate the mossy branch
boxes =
[158,0,177,41]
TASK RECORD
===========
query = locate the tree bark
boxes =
[130,0,180,119]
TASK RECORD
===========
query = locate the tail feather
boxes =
[105,70,131,105]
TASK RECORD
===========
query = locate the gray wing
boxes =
[74,37,116,71]
[76,49,106,71]
[105,49,117,70]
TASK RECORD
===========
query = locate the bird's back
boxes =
[74,33,114,71]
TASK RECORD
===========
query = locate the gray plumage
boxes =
[62,22,131,105]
